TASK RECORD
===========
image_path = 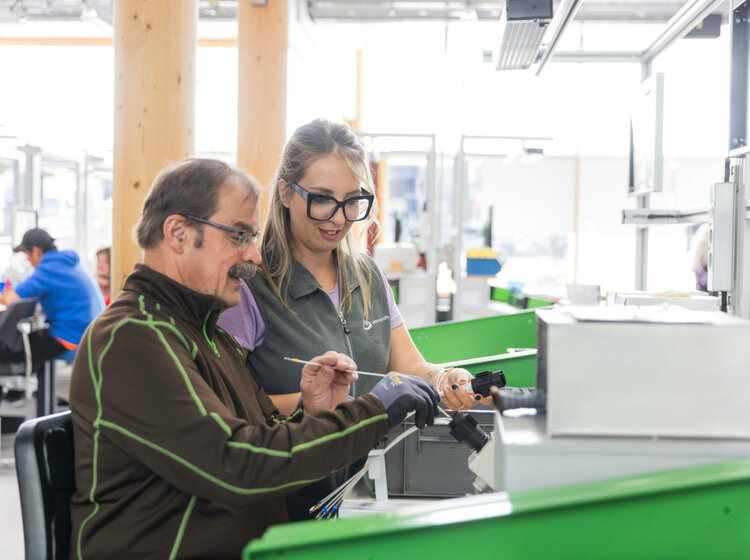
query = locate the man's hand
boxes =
[299,351,358,415]
[0,284,19,307]
[369,372,440,429]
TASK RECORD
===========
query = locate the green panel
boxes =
[245,459,750,560]
[490,287,554,310]
[409,312,537,364]
[490,286,513,302]
[526,296,553,309]
[388,279,399,305]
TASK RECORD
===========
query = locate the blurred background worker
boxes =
[0,228,104,367]
[95,246,112,305]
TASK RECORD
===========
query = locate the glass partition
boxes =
[39,158,79,252]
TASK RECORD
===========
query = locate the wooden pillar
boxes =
[237,0,288,196]
[355,50,364,131]
[371,158,388,252]
[345,50,365,131]
[112,0,197,296]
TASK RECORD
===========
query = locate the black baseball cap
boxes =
[13,228,56,253]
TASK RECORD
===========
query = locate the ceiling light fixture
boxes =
[496,0,553,70]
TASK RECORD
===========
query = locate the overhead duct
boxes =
[496,0,553,70]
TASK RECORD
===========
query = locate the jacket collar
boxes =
[288,257,359,300]
[123,264,226,336]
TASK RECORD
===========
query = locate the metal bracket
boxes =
[367,449,389,502]
[622,206,710,226]
[16,318,34,400]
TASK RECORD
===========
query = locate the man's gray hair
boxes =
[135,158,261,249]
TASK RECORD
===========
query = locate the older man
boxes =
[69,159,439,559]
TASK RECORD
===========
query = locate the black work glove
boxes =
[369,372,440,429]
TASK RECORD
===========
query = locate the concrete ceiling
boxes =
[0,0,727,24]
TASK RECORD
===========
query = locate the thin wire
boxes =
[312,413,419,517]
[284,357,385,378]
[286,357,477,398]
[288,354,456,506]
[312,416,453,518]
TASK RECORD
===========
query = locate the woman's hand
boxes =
[299,351,358,414]
[436,367,491,410]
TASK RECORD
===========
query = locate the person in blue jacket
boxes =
[0,228,104,367]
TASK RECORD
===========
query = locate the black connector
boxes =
[492,387,547,412]
[449,411,490,452]
[470,370,507,397]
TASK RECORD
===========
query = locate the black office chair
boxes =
[15,410,75,560]
[0,297,40,385]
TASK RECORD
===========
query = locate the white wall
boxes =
[480,156,576,236]
[577,156,634,292]
[474,154,724,297]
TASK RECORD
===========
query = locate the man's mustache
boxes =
[228,262,258,280]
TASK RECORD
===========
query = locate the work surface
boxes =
[245,455,750,559]
[261,408,750,560]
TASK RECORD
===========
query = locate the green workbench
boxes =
[409,311,539,387]
[244,458,750,559]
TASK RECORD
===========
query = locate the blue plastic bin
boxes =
[466,258,501,276]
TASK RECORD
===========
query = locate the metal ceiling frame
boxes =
[551,0,726,71]
[534,0,583,74]
[642,0,726,63]
[492,0,724,75]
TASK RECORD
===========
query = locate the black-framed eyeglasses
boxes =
[182,214,260,248]
[289,182,374,222]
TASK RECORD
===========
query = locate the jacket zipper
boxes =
[337,310,353,349]
[337,309,358,396]
[318,284,356,389]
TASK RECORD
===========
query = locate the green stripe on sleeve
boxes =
[169,495,196,560]
[290,414,387,453]
[229,413,388,456]
[98,419,323,495]
[210,412,233,437]
[77,318,102,560]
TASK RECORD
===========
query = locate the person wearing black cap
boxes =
[0,228,104,367]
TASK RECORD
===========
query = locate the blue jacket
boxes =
[15,249,104,345]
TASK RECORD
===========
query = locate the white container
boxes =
[566,284,601,305]
[537,307,750,439]
[608,291,720,312]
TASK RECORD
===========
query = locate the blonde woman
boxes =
[218,119,479,518]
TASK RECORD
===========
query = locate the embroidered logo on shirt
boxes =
[363,316,389,330]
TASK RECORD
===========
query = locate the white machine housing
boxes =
[537,307,750,439]
[708,181,734,292]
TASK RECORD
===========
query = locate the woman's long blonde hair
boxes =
[260,118,380,315]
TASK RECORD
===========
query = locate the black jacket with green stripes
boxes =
[69,264,389,559]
